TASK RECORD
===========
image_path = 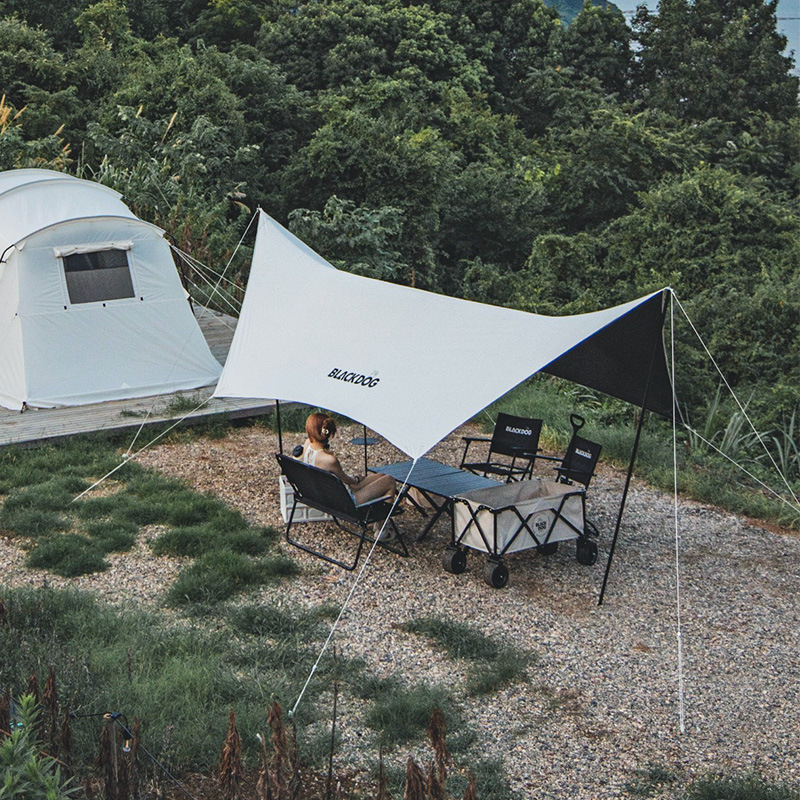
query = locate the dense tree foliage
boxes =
[0,0,797,430]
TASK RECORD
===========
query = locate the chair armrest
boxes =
[537,454,561,462]
[508,446,541,458]
[461,436,491,444]
[355,494,394,508]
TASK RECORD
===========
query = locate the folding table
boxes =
[370,456,500,540]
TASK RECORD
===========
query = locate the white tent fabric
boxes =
[214,210,665,460]
[0,170,222,410]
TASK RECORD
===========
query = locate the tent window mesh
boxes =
[63,249,135,304]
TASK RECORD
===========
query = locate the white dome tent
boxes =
[0,169,222,410]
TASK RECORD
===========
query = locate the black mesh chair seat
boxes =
[277,453,407,571]
[460,413,543,482]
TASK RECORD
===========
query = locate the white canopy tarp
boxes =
[215,211,670,460]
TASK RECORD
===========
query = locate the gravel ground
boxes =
[2,422,798,798]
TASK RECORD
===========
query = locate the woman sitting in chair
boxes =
[301,412,396,506]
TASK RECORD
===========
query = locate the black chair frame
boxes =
[460,413,543,482]
[277,453,407,571]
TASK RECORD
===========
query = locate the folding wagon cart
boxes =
[444,478,599,588]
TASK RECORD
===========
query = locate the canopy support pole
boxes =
[598,292,669,606]
[276,399,283,455]
[598,406,647,606]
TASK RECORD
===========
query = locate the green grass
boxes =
[166,550,299,606]
[150,524,274,557]
[226,602,326,640]
[364,683,458,747]
[0,433,293,605]
[84,519,138,552]
[684,775,800,800]
[625,762,679,797]
[25,534,109,577]
[401,616,532,695]
[0,587,341,771]
[0,587,482,778]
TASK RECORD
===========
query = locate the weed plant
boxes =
[401,616,532,695]
[163,391,207,415]
[0,694,77,799]
[624,762,678,797]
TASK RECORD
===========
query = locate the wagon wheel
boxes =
[442,546,467,574]
[576,538,598,566]
[537,541,559,556]
[484,558,509,589]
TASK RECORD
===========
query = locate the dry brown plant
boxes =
[461,773,477,800]
[268,701,289,799]
[255,731,272,800]
[375,749,388,800]
[26,671,40,706]
[42,666,59,756]
[427,707,448,789]
[426,761,445,800]
[0,688,10,738]
[218,709,244,800]
[403,757,425,800]
[60,709,73,775]
[128,717,142,800]
[98,715,117,800]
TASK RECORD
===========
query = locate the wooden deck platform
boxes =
[0,306,275,447]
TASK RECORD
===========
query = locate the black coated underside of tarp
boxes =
[542,291,673,418]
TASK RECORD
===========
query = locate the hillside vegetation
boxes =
[0,0,798,441]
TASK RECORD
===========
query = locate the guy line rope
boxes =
[74,211,258,499]
[290,464,417,719]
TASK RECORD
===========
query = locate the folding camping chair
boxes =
[537,413,604,549]
[276,454,407,571]
[460,413,543,482]
[551,414,603,489]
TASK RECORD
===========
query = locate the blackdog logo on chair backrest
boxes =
[328,368,380,388]
[575,448,592,459]
[505,425,533,437]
